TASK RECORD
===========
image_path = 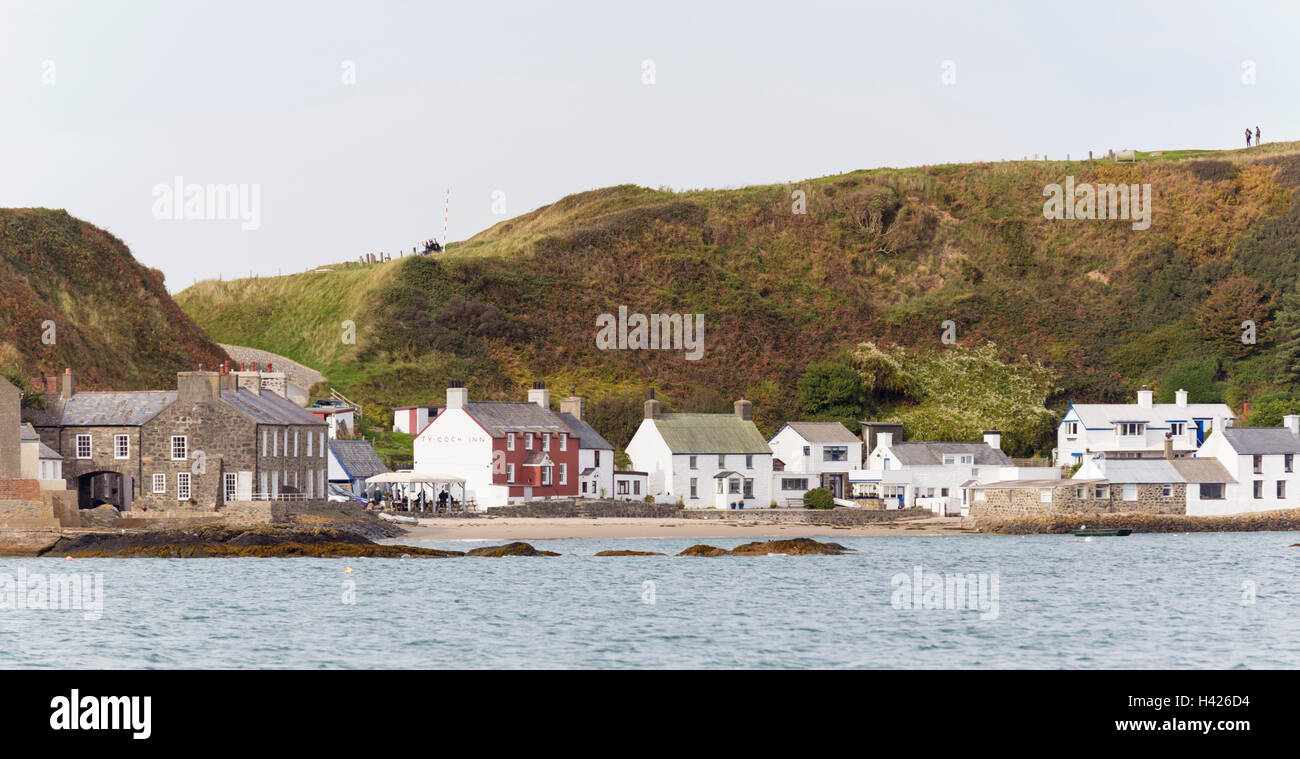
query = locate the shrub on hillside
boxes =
[797,358,865,424]
[1157,357,1226,404]
[1246,398,1300,427]
[1193,274,1274,359]
[803,487,835,510]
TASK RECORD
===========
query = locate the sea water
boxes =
[1,532,1296,668]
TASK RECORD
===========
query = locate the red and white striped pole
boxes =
[443,187,450,247]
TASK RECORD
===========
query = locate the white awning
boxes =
[365,472,466,484]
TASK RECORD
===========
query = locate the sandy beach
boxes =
[392,516,977,542]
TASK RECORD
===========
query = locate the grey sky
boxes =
[2,0,1294,291]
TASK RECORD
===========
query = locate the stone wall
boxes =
[969,481,1186,521]
[481,499,683,519]
[683,507,932,525]
[0,477,58,528]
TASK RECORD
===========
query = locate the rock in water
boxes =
[593,550,666,556]
[465,542,560,557]
[677,544,730,557]
[677,538,852,557]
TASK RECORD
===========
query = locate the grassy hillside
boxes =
[176,142,1300,456]
[0,208,228,390]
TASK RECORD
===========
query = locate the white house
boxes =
[1185,417,1300,515]
[555,392,615,499]
[768,421,862,503]
[626,394,773,508]
[613,470,649,500]
[1054,386,1235,467]
[852,430,1057,515]
[393,405,440,435]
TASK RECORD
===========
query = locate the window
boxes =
[508,432,515,451]
[260,471,267,497]
[1064,421,1079,436]
[1118,423,1144,437]
[507,463,515,483]
[543,433,550,452]
[633,481,641,495]
[689,455,697,470]
[293,431,298,456]
[559,463,567,485]
[823,446,848,462]
[307,431,313,457]
[974,490,986,501]
[1253,455,1263,474]
[319,433,325,457]
[272,431,278,456]
[802,445,810,456]
[114,434,129,460]
[1278,480,1287,499]
[745,454,753,469]
[782,478,809,491]
[1094,485,1109,499]
[1200,483,1225,500]
[171,436,187,461]
[593,450,600,466]
[75,434,91,459]
[940,488,949,497]
[618,480,630,495]
[525,433,533,450]
[152,474,166,493]
[716,478,724,494]
[1075,487,1086,499]
[1170,422,1185,437]
[717,454,725,468]
[262,429,268,456]
[1287,454,1295,473]
[743,478,754,498]
[560,435,567,452]
[177,472,191,500]
[1162,484,1173,497]
[727,478,741,495]
[1122,484,1137,501]
[541,466,552,486]
[690,478,698,498]
[225,473,237,502]
[1254,480,1263,499]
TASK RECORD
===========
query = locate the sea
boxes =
[2,532,1297,668]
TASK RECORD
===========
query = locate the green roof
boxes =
[653,413,772,454]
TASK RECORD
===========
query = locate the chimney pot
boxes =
[734,398,753,421]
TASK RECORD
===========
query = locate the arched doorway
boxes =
[75,471,134,511]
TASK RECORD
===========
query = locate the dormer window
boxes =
[1169,422,1185,436]
[1064,422,1079,436]
[1118,423,1144,437]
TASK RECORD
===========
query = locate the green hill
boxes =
[1,208,228,390]
[175,143,1300,456]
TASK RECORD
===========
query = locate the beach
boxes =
[392,515,977,542]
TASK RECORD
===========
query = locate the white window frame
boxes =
[508,432,515,451]
[543,433,550,452]
[114,434,130,460]
[560,434,567,451]
[152,473,166,494]
[224,472,237,502]
[541,466,552,486]
[171,435,188,461]
[559,463,567,485]
[507,463,515,483]
[525,433,533,450]
[1064,421,1079,436]
[177,471,191,501]
[75,434,92,460]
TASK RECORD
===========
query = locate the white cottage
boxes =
[1185,417,1300,515]
[1054,386,1234,467]
[625,394,773,508]
[768,421,862,504]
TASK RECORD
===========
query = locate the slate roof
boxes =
[1218,427,1300,455]
[328,440,389,480]
[220,389,325,426]
[887,441,1012,467]
[1171,458,1236,484]
[464,402,568,436]
[56,392,178,426]
[19,423,38,441]
[1069,402,1234,428]
[972,478,1103,489]
[651,413,771,454]
[773,421,860,444]
[556,412,614,450]
[37,441,62,460]
[1089,458,1182,484]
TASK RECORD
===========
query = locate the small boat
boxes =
[378,511,419,526]
[1073,528,1132,537]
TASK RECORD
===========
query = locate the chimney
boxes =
[446,380,468,410]
[876,431,893,449]
[60,367,75,399]
[1284,414,1300,437]
[734,398,753,421]
[560,389,585,421]
[983,429,1002,451]
[177,371,219,403]
[1137,385,1153,408]
[1163,432,1174,460]
[1175,388,1188,408]
[644,388,661,420]
[527,381,550,409]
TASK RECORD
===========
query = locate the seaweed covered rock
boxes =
[465,541,560,557]
[593,550,667,557]
[677,538,852,557]
[41,524,461,559]
[677,544,730,557]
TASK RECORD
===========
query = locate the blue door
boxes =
[1194,420,1207,445]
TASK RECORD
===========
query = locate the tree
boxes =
[1246,398,1300,427]
[1193,274,1274,358]
[803,487,835,510]
[797,359,865,422]
[1271,284,1300,386]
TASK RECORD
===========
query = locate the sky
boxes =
[1,0,1296,292]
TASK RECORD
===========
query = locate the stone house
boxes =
[26,368,328,511]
